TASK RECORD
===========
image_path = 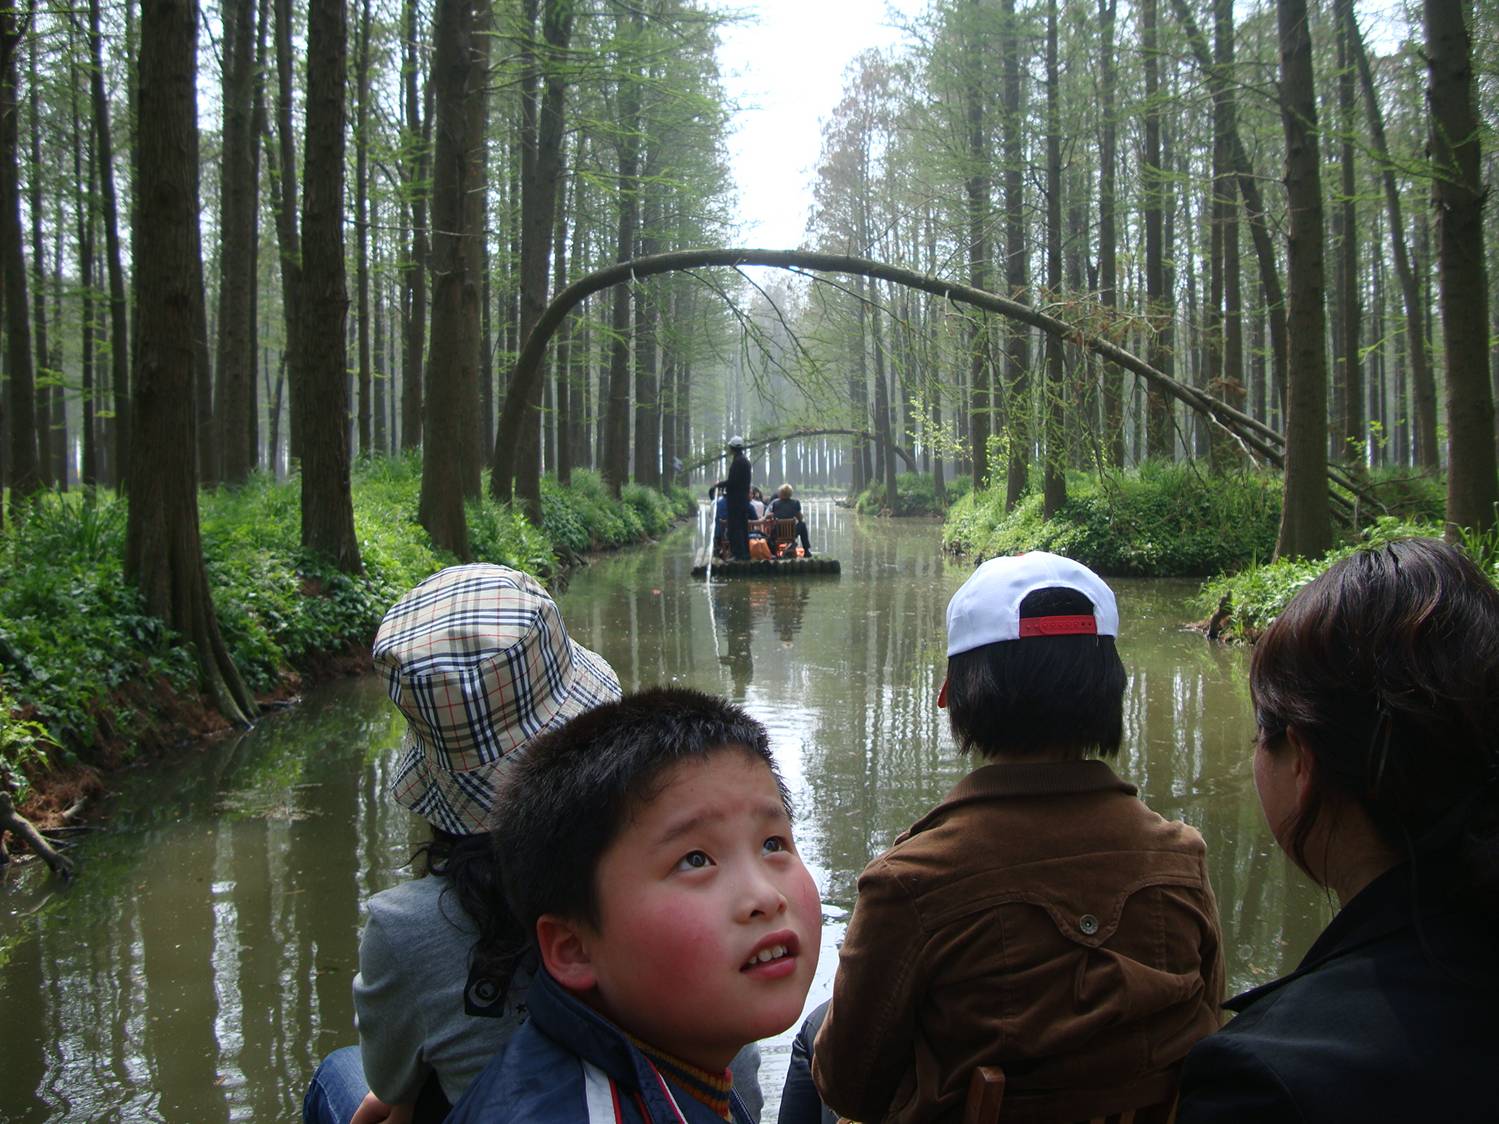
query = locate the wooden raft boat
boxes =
[691,550,840,578]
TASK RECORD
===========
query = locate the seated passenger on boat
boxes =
[1176,539,1499,1124]
[767,484,813,558]
[811,551,1224,1124]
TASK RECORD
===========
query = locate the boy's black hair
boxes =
[946,587,1126,758]
[493,686,787,932]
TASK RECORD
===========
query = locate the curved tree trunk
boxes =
[298,0,361,572]
[502,247,1372,521]
[125,0,255,727]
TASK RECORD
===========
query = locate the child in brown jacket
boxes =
[812,552,1224,1123]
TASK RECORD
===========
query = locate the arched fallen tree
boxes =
[489,248,1371,521]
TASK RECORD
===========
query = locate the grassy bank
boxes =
[1197,518,1499,641]
[853,472,972,516]
[0,457,693,810]
[942,463,1283,577]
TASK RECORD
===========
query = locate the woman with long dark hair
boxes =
[1177,539,1499,1121]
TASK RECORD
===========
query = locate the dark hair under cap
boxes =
[946,587,1127,759]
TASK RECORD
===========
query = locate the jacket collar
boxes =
[526,967,745,1122]
[1224,863,1418,1013]
[904,759,1136,838]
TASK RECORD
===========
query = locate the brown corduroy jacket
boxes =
[812,760,1224,1124]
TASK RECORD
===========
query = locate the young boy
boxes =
[813,552,1224,1123]
[447,687,822,1124]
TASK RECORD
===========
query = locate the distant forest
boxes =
[0,0,1495,566]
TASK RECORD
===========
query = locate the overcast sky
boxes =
[715,0,923,249]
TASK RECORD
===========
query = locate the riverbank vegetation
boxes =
[0,460,691,811]
[941,463,1449,577]
[1198,519,1499,641]
[854,473,972,517]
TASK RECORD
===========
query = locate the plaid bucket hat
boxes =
[372,563,621,836]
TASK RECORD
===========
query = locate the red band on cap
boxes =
[1017,614,1098,638]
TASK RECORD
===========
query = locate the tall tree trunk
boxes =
[355,0,373,457]
[553,164,572,486]
[1348,18,1435,471]
[458,0,491,501]
[213,0,259,484]
[400,0,429,450]
[0,7,37,512]
[601,3,642,498]
[26,34,50,487]
[1274,0,1332,558]
[1097,0,1123,467]
[83,0,131,490]
[1141,0,1171,459]
[492,0,575,516]
[633,159,661,488]
[418,0,485,557]
[266,0,301,464]
[1001,0,1029,508]
[299,0,362,571]
[73,61,99,487]
[1168,0,1289,405]
[1334,0,1362,468]
[964,0,991,491]
[1042,0,1066,517]
[873,281,899,511]
[125,0,255,726]
[1205,0,1244,470]
[373,195,387,457]
[1425,0,1496,534]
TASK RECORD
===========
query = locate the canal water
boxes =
[0,506,1331,1122]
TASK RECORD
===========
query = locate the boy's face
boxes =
[567,748,821,1071]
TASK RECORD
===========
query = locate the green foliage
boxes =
[0,460,690,794]
[1195,516,1487,640]
[0,493,197,757]
[943,463,1282,577]
[1361,468,1446,525]
[854,472,971,516]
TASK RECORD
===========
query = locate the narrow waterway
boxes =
[0,506,1330,1122]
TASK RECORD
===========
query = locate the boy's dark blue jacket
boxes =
[445,967,754,1124]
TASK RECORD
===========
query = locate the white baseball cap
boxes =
[728,435,745,449]
[945,551,1119,657]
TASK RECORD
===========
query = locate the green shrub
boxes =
[854,472,971,516]
[0,458,691,791]
[1199,515,1498,640]
[943,463,1282,577]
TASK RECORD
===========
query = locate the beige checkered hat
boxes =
[372,564,621,836]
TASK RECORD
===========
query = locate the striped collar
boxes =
[630,1037,734,1121]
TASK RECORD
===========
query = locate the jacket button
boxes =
[1078,914,1100,935]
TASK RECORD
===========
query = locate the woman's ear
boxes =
[535,914,598,993]
[1284,727,1318,813]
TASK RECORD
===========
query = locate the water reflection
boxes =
[1,508,1329,1121]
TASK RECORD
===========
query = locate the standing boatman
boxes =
[710,435,752,560]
